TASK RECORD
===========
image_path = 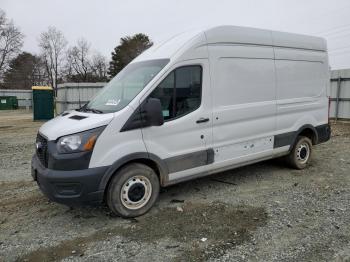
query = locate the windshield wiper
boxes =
[76,104,87,112]
[85,108,103,114]
[76,105,103,114]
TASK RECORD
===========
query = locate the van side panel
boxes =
[209,45,277,163]
[274,48,329,136]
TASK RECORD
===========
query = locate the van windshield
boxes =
[85,59,169,113]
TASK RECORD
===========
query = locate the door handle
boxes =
[196,117,209,124]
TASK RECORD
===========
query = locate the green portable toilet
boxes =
[32,86,54,120]
[0,96,18,110]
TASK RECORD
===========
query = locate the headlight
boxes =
[56,126,106,154]
[59,135,81,151]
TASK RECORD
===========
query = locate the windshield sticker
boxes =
[162,110,169,117]
[105,99,121,106]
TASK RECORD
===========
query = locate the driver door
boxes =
[141,60,213,182]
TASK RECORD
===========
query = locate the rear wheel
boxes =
[106,163,160,218]
[286,136,312,169]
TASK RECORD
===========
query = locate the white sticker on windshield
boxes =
[105,99,120,106]
[162,110,169,117]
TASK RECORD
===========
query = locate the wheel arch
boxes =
[99,152,168,200]
[295,125,318,145]
[275,124,319,151]
[284,124,319,153]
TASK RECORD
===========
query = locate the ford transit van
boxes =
[31,26,331,217]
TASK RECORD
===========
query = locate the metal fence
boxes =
[1,69,350,119]
[330,69,350,120]
[56,83,106,113]
[0,83,106,112]
[0,89,32,108]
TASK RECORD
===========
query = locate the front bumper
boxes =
[31,154,108,205]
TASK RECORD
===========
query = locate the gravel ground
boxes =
[0,110,349,262]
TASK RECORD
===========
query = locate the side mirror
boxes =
[141,98,164,127]
[120,98,164,132]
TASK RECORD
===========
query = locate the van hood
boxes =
[38,110,114,141]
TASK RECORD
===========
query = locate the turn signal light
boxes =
[83,135,97,151]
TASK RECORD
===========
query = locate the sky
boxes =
[1,0,350,69]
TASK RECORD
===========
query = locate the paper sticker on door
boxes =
[1,99,6,104]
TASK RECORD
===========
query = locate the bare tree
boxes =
[32,55,49,86]
[66,38,91,81]
[38,26,67,93]
[91,52,108,81]
[65,38,108,82]
[0,9,6,27]
[0,9,24,79]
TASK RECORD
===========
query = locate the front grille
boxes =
[36,133,48,168]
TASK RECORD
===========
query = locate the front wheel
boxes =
[106,163,160,218]
[286,136,312,169]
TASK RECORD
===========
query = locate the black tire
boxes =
[286,136,312,169]
[106,163,160,218]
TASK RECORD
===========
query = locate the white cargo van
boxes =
[32,26,331,217]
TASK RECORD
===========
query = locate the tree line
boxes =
[0,9,153,91]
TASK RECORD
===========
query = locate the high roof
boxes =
[133,25,327,63]
[205,25,327,51]
[132,28,205,62]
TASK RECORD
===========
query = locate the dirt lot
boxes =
[0,110,349,262]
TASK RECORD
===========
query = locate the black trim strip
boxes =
[274,124,331,149]
[274,132,295,148]
[99,148,215,189]
[164,148,214,174]
[315,124,331,144]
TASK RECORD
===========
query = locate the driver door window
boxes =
[149,65,202,121]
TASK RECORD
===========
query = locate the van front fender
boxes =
[98,152,169,191]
